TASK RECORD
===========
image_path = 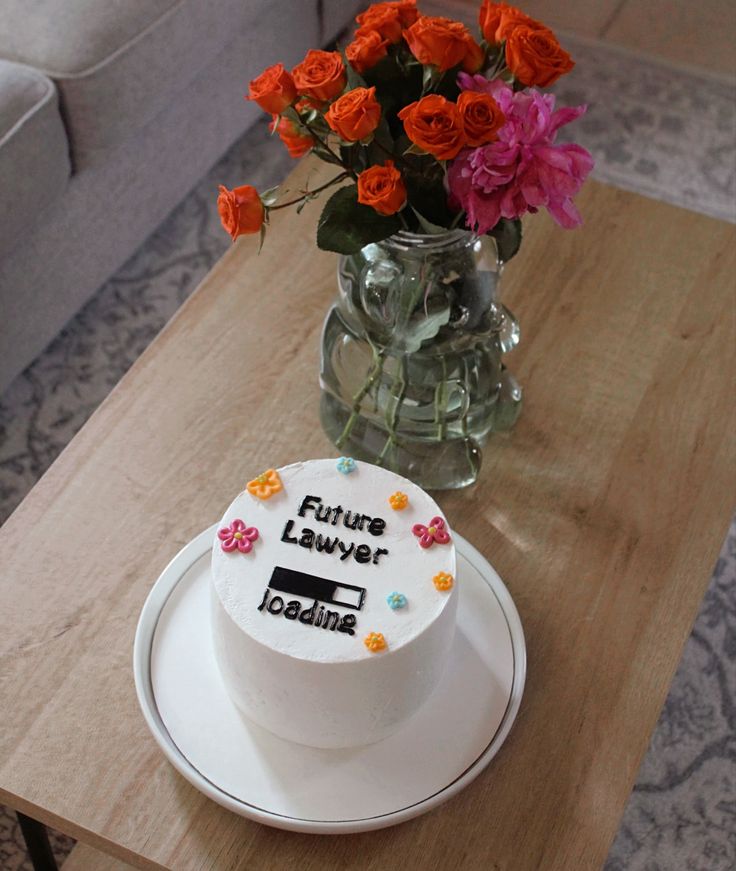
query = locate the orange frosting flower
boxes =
[388,491,408,510]
[292,50,346,103]
[346,28,391,74]
[505,25,574,87]
[217,185,264,241]
[247,63,297,114]
[357,161,407,216]
[479,1,547,44]
[269,115,314,158]
[398,95,466,161]
[404,16,475,72]
[325,87,382,142]
[433,571,454,592]
[246,468,283,500]
[457,91,505,146]
[364,631,387,652]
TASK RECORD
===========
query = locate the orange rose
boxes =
[462,36,485,73]
[505,25,574,87]
[357,160,407,215]
[456,91,505,146]
[326,87,382,142]
[217,185,264,240]
[398,94,466,161]
[479,1,547,44]
[355,5,403,42]
[404,16,474,72]
[292,50,347,103]
[356,0,418,36]
[247,63,297,114]
[269,115,314,158]
[346,28,391,74]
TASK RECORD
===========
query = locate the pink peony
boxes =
[447,73,594,234]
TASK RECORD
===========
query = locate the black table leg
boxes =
[15,812,58,871]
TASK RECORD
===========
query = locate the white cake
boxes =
[210,458,457,748]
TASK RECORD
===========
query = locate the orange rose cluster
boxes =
[399,91,504,161]
[218,1,578,244]
[478,0,574,86]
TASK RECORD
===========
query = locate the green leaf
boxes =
[260,186,279,207]
[410,207,449,235]
[311,142,345,167]
[340,48,368,90]
[487,218,522,263]
[402,305,452,354]
[317,185,401,255]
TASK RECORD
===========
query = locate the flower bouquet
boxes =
[218,0,592,258]
[217,1,594,488]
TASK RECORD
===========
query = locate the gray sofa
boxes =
[0,0,360,393]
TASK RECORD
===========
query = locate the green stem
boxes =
[269,173,349,211]
[434,355,449,441]
[461,356,479,478]
[303,121,358,180]
[335,347,387,449]
[375,354,407,466]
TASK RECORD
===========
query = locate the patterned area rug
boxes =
[0,32,734,871]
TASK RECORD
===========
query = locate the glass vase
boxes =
[319,230,522,489]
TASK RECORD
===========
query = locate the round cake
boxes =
[210,458,457,748]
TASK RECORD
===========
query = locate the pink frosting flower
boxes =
[447,73,594,234]
[412,516,451,549]
[218,519,259,554]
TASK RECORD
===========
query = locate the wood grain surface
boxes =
[1,158,734,871]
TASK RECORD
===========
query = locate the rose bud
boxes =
[247,63,297,114]
[357,160,407,216]
[217,184,265,240]
[325,87,382,142]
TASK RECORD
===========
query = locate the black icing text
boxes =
[257,588,356,635]
[281,519,388,565]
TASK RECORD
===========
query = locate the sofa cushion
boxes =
[0,60,70,259]
[0,0,321,167]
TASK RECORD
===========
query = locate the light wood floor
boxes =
[430,0,736,76]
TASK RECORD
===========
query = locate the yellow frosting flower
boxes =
[433,571,454,592]
[246,468,283,500]
[389,491,408,510]
[364,631,387,652]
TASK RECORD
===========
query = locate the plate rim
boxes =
[133,525,526,834]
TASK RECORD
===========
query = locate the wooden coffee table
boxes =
[1,158,734,870]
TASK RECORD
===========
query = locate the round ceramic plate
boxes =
[133,526,526,834]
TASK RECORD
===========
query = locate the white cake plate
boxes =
[133,526,526,834]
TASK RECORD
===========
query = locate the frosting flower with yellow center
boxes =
[246,468,283,500]
[389,491,408,510]
[218,519,259,554]
[364,631,387,652]
[386,592,408,610]
[412,516,451,548]
[433,571,454,591]
[336,456,357,474]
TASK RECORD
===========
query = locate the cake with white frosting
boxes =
[210,458,457,748]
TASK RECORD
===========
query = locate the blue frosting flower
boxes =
[387,592,407,610]
[336,456,357,474]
